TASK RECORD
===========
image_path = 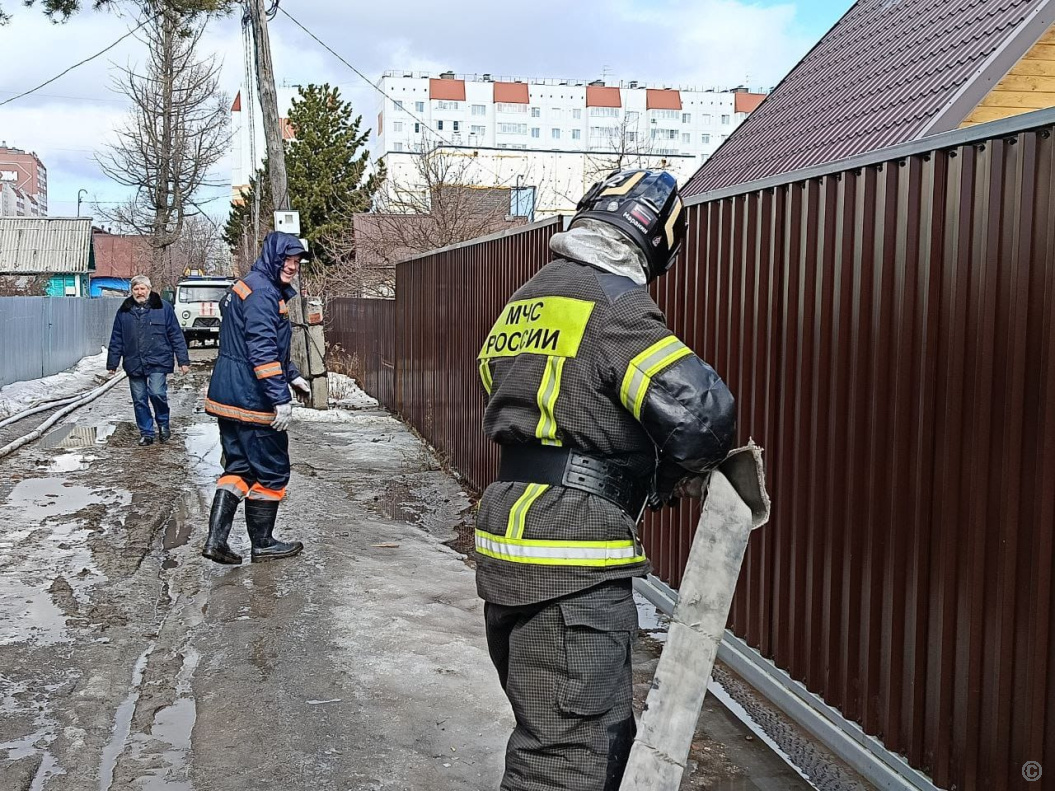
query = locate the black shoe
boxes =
[202,489,243,565]
[138,435,155,447]
[245,499,303,562]
[158,425,171,443]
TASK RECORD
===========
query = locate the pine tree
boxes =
[285,83,385,265]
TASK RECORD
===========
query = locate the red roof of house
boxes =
[586,86,622,108]
[91,231,151,280]
[430,77,466,101]
[684,0,1053,196]
[493,81,530,104]
[646,89,682,111]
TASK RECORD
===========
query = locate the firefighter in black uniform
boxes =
[476,169,737,790]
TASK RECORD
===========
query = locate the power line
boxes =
[275,6,521,191]
[0,19,149,109]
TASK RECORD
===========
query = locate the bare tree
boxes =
[309,147,526,298]
[583,112,670,184]
[96,6,230,257]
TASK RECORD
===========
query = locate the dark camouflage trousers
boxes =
[485,580,639,791]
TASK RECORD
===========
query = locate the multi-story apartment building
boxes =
[374,72,766,217]
[230,88,299,203]
[0,144,47,215]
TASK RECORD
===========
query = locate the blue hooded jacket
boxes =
[205,232,304,425]
[106,292,190,376]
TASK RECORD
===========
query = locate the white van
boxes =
[173,277,235,346]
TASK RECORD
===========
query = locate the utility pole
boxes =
[245,0,328,409]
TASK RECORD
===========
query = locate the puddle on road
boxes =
[99,643,154,791]
[43,452,92,473]
[1,477,108,522]
[41,424,115,450]
[183,422,221,489]
[0,478,127,645]
[374,482,424,525]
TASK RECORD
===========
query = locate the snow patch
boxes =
[327,373,379,410]
[0,349,109,419]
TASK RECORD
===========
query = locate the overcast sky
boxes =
[0,0,853,222]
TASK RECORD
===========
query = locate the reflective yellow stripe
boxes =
[232,281,252,300]
[505,483,549,540]
[535,356,564,447]
[479,359,493,395]
[620,336,694,420]
[476,531,647,567]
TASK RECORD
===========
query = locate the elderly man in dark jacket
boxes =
[202,232,311,565]
[107,274,191,446]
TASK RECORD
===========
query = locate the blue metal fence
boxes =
[0,297,123,387]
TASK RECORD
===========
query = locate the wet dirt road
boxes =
[0,350,509,791]
[1,351,870,791]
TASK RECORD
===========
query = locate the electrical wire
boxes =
[276,6,523,191]
[0,19,149,108]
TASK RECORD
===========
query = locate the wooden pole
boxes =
[245,0,327,409]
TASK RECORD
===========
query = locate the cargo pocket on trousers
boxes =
[557,595,637,717]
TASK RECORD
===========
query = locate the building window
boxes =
[652,109,679,120]
[531,127,540,138]
[625,111,640,124]
[682,112,691,123]
[551,128,561,140]
[453,121,460,132]
[531,107,540,117]
[701,113,712,124]
[589,126,607,138]
[437,120,444,130]
[701,133,710,143]
[721,114,731,124]
[414,122,421,133]
[572,108,582,119]
[682,132,691,143]
[415,101,425,112]
[436,100,461,111]
[472,104,487,116]
[627,131,637,142]
[550,108,562,119]
[471,125,486,135]
[393,143,403,151]
[498,122,528,134]
[572,129,581,140]
[497,102,528,114]
[393,121,403,132]
[394,100,404,111]
[589,106,619,117]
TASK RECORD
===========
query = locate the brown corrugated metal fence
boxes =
[395,219,561,486]
[326,296,396,410]
[671,126,1055,790]
[330,114,1055,790]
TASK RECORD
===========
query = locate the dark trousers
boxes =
[215,417,290,501]
[128,373,169,437]
[485,579,638,791]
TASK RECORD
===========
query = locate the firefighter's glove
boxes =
[650,460,685,510]
[673,474,710,500]
[291,376,310,395]
[271,402,293,432]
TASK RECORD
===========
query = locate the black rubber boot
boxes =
[245,499,303,562]
[138,435,154,447]
[158,424,171,443]
[202,489,243,565]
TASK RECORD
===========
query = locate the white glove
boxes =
[271,402,293,431]
[291,376,310,395]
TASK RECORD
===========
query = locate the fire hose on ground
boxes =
[0,372,127,460]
